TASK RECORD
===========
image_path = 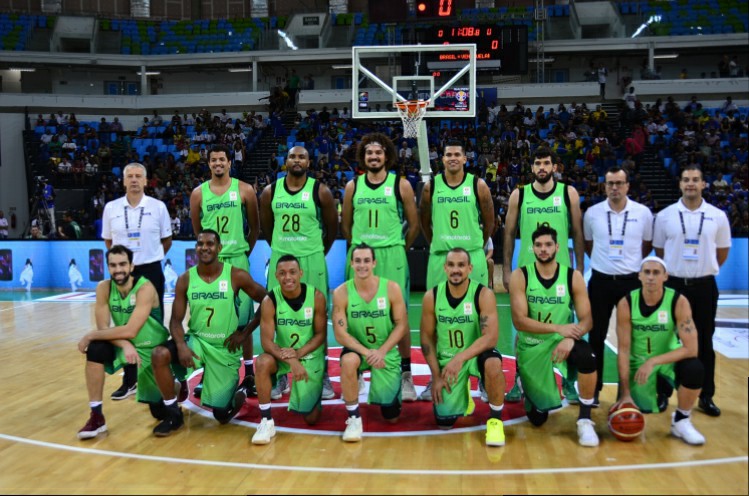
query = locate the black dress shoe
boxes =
[657,393,669,413]
[699,397,721,417]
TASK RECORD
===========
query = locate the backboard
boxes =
[352,44,476,120]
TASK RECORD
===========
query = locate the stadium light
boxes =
[653,53,679,59]
[228,68,253,72]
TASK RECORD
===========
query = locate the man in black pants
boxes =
[583,167,653,405]
[653,166,732,416]
[101,162,173,400]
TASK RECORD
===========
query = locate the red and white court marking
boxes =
[184,347,566,436]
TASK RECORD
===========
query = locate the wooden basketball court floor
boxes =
[0,290,746,495]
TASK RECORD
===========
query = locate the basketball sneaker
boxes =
[401,371,417,402]
[670,414,705,445]
[505,380,522,402]
[77,411,107,440]
[153,405,184,437]
[111,382,137,401]
[175,380,188,403]
[251,418,276,445]
[479,379,488,403]
[576,418,599,447]
[418,379,433,401]
[193,380,203,399]
[342,416,363,442]
[219,388,248,425]
[239,374,257,397]
[563,378,579,404]
[485,418,505,447]
[322,372,335,400]
[271,374,290,400]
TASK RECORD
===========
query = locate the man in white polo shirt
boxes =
[653,166,731,417]
[583,166,653,406]
[102,162,173,400]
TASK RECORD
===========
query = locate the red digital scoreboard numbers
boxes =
[415,0,455,19]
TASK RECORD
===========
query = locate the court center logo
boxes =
[184,348,568,436]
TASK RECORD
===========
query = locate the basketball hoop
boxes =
[394,99,429,138]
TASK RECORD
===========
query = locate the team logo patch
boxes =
[185,349,566,435]
[302,192,310,201]
[464,302,473,315]
[384,186,393,197]
[462,186,471,196]
[304,307,313,319]
[377,297,387,310]
[553,196,562,207]
[556,285,566,297]
[219,280,228,292]
[229,191,238,201]
[658,311,668,324]
[129,295,136,306]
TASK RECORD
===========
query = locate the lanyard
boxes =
[124,206,145,230]
[679,211,704,237]
[607,210,629,238]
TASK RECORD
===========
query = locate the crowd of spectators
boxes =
[29,91,749,240]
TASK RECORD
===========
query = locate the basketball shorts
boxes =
[630,361,676,414]
[517,332,568,413]
[220,253,253,328]
[103,341,175,404]
[268,250,328,298]
[275,354,324,415]
[426,247,487,290]
[345,244,409,304]
[341,347,401,406]
[183,334,242,409]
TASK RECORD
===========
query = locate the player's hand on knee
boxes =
[556,323,583,340]
[77,334,92,354]
[177,343,198,369]
[433,376,448,404]
[634,360,655,385]
[290,360,308,382]
[552,338,574,363]
[121,342,141,366]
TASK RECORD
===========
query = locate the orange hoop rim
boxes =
[394,99,429,113]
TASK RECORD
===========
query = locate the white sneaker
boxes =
[271,374,290,400]
[577,419,599,447]
[322,372,335,400]
[401,371,417,402]
[342,416,363,442]
[358,374,367,395]
[418,379,433,401]
[670,414,705,445]
[251,418,276,445]
[479,379,488,403]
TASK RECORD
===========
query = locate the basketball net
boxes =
[394,100,429,138]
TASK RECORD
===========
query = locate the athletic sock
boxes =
[259,403,272,420]
[401,357,411,373]
[244,359,254,377]
[164,397,177,406]
[89,402,103,415]
[578,397,594,420]
[674,408,690,423]
[489,403,504,420]
[345,404,360,418]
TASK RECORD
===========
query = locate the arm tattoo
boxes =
[679,318,695,334]
[337,318,345,328]
[480,315,488,331]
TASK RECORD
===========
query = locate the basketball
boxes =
[608,402,645,442]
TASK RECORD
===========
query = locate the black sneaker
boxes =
[177,380,189,403]
[657,393,669,413]
[239,375,257,397]
[111,382,137,400]
[218,389,248,425]
[153,405,184,437]
[193,380,203,399]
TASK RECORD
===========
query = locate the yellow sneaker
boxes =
[486,418,505,447]
[464,381,476,416]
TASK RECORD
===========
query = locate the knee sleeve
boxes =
[436,415,458,429]
[677,357,704,390]
[527,406,549,427]
[86,341,116,364]
[569,340,597,374]
[380,402,401,421]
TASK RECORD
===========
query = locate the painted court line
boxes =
[0,433,745,475]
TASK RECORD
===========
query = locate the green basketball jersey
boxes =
[430,172,484,253]
[346,277,397,359]
[108,276,169,349]
[518,264,574,347]
[517,181,571,267]
[270,177,323,256]
[434,280,482,364]
[351,173,405,247]
[629,288,680,364]
[200,178,249,258]
[187,263,239,346]
[272,283,323,362]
